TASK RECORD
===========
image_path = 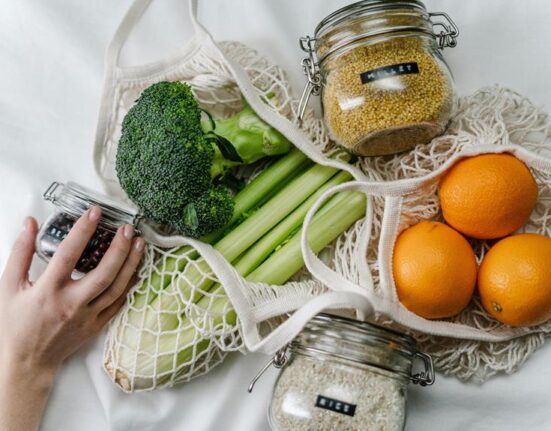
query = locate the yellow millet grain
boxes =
[322,37,454,156]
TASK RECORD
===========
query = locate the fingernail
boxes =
[21,217,31,232]
[123,224,134,240]
[88,207,101,221]
[134,237,145,251]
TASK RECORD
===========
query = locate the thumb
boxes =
[3,217,38,286]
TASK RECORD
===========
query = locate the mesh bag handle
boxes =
[105,0,209,68]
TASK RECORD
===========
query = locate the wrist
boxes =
[0,349,57,392]
[0,348,57,431]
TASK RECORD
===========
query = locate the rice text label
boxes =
[315,395,357,417]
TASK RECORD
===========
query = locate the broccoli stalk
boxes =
[116,81,292,238]
[202,102,292,178]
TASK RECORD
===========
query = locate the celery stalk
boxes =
[233,170,352,274]
[213,163,342,262]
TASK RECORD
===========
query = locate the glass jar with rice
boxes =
[248,313,434,431]
[298,0,459,156]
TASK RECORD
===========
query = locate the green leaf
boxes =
[183,203,199,230]
[210,133,243,163]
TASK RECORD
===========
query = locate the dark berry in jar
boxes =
[38,212,116,273]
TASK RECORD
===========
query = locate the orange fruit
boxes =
[478,233,551,327]
[438,153,537,239]
[393,221,477,319]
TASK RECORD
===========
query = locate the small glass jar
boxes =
[36,181,139,274]
[249,314,434,431]
[299,0,459,156]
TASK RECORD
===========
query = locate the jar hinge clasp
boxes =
[297,36,321,123]
[247,345,288,393]
[429,12,459,49]
[43,181,62,203]
[411,352,435,386]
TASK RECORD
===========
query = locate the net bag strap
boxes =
[93,0,211,196]
[218,54,368,182]
[105,0,209,69]
[243,291,376,354]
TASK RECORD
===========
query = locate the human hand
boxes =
[0,207,144,380]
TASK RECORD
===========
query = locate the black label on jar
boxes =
[360,62,419,84]
[315,395,356,417]
[40,213,115,273]
[46,224,70,242]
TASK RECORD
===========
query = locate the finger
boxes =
[89,237,144,310]
[2,217,38,286]
[95,280,133,329]
[44,207,101,283]
[78,224,135,302]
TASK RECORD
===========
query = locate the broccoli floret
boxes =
[116,81,291,237]
[176,186,234,238]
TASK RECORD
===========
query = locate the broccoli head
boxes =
[116,81,291,237]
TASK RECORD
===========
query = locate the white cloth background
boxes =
[1,0,551,430]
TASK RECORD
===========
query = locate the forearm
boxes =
[0,212,141,431]
[0,354,56,431]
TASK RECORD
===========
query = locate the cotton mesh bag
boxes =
[94,0,551,392]
[300,87,551,382]
[95,0,372,392]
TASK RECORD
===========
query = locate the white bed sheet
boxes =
[1,1,551,430]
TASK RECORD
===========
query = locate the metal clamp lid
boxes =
[247,344,435,392]
[297,36,321,123]
[42,180,141,230]
[43,181,63,202]
[411,351,435,386]
[247,346,288,393]
[429,12,459,49]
